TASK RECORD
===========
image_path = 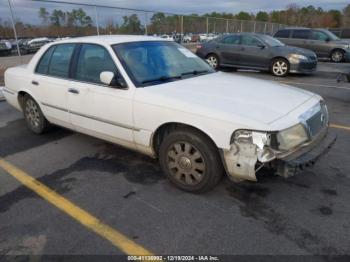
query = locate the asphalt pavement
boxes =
[0,67,350,260]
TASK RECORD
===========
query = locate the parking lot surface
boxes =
[0,62,350,258]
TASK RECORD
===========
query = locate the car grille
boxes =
[299,102,328,138]
[0,43,6,49]
[309,55,317,61]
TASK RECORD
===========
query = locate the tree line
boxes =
[0,4,349,38]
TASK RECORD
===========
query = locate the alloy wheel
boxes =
[25,99,40,128]
[166,141,206,186]
[206,55,218,69]
[272,60,288,76]
[331,51,343,63]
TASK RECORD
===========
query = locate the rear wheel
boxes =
[206,54,220,70]
[22,95,50,134]
[159,128,223,193]
[271,58,289,77]
[330,49,344,63]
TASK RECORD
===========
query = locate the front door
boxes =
[239,35,270,68]
[68,43,135,146]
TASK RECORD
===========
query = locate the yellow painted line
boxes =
[0,158,153,256]
[330,124,350,131]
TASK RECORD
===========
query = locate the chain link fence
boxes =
[0,0,286,58]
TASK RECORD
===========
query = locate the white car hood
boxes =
[136,72,316,126]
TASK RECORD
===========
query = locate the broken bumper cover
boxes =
[276,131,337,178]
[222,129,337,182]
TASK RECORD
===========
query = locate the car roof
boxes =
[56,35,165,45]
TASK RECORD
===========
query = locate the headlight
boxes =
[289,54,308,63]
[233,130,275,162]
[276,124,308,151]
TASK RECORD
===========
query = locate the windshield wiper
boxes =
[181,69,209,77]
[142,75,181,84]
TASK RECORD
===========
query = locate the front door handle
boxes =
[68,88,79,94]
[32,80,39,86]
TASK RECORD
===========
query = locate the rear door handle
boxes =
[68,88,79,94]
[32,80,39,86]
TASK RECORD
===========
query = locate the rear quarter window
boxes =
[35,46,55,74]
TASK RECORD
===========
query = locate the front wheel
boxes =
[159,128,223,193]
[330,50,344,63]
[23,95,50,134]
[271,58,289,77]
[206,54,220,70]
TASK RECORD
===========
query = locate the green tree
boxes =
[256,11,269,22]
[38,7,49,24]
[119,14,143,34]
[236,11,251,20]
[50,9,65,26]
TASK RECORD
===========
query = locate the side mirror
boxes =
[100,71,127,89]
[257,44,266,49]
[100,71,114,85]
[325,37,331,42]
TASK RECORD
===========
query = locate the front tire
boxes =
[22,95,50,134]
[271,58,289,77]
[159,128,223,193]
[330,49,344,63]
[206,54,220,70]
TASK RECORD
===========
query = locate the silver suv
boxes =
[274,28,350,63]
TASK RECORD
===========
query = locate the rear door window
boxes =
[221,35,240,45]
[47,44,75,78]
[291,30,311,39]
[274,30,290,38]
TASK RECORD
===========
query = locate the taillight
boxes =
[196,44,202,49]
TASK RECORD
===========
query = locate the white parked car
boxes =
[3,35,336,192]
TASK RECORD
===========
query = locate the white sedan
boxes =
[3,35,336,192]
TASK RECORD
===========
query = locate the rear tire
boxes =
[206,54,220,70]
[22,95,50,134]
[330,49,344,63]
[271,58,289,77]
[159,128,223,193]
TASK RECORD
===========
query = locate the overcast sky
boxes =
[42,0,349,13]
[0,0,348,26]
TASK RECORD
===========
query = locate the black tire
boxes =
[330,49,344,63]
[22,95,50,134]
[159,128,223,193]
[206,54,220,70]
[270,58,289,77]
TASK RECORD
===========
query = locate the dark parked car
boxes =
[196,33,317,77]
[274,28,350,63]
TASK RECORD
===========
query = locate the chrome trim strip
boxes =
[41,102,139,131]
[41,102,68,112]
[70,110,140,131]
[3,88,15,95]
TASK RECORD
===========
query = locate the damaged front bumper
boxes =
[221,128,337,182]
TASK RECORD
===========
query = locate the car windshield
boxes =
[259,35,285,47]
[112,41,214,87]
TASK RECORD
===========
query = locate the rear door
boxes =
[215,35,242,66]
[33,43,76,129]
[68,43,135,145]
[239,35,270,68]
